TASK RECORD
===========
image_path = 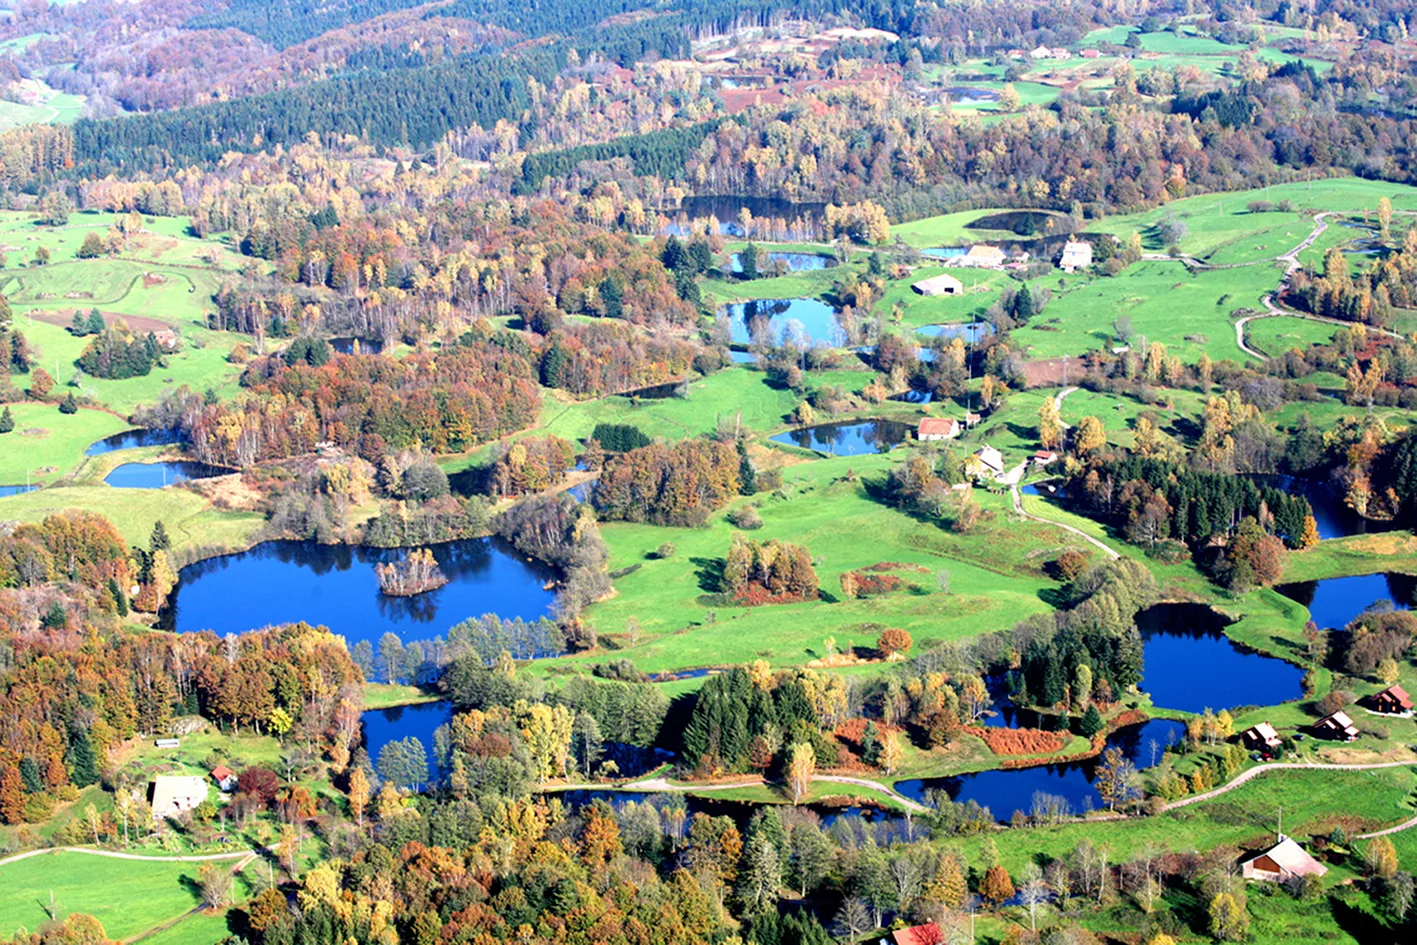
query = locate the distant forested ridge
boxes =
[70,49,559,173]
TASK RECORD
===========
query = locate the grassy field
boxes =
[1244,316,1341,357]
[0,851,204,941]
[0,403,130,485]
[549,451,1105,675]
[0,79,85,131]
[0,483,263,557]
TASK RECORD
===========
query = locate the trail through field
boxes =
[0,846,259,868]
[1010,483,1120,560]
[1166,759,1417,812]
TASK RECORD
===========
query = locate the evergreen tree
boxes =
[1079,704,1104,738]
[739,243,759,280]
[86,309,105,335]
[599,277,623,318]
[59,392,79,414]
[150,520,171,552]
[738,439,757,495]
[71,311,89,335]
[0,406,12,434]
[65,724,99,788]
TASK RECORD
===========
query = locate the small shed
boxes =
[1240,721,1282,751]
[1032,449,1059,466]
[154,738,180,749]
[917,417,961,441]
[1058,240,1093,272]
[1240,836,1328,882]
[1313,710,1358,741]
[912,273,963,297]
[1368,685,1414,714]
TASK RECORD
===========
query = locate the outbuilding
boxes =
[912,273,963,297]
[917,417,961,441]
[1241,835,1328,882]
[149,775,209,821]
[1058,240,1093,272]
[1313,710,1359,741]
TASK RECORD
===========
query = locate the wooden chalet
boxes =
[1367,685,1414,714]
[1313,710,1358,741]
[1240,721,1282,751]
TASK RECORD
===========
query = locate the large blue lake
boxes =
[160,538,557,645]
[1136,603,1305,712]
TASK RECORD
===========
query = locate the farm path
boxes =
[1010,484,1121,561]
[1166,759,1416,811]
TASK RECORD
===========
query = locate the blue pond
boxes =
[159,538,557,646]
[731,251,836,273]
[896,718,1186,821]
[1276,572,1415,631]
[920,246,967,259]
[86,427,183,455]
[1136,603,1305,712]
[916,322,994,344]
[722,298,844,347]
[104,461,229,489]
[362,700,453,781]
[0,484,38,497]
[770,419,913,456]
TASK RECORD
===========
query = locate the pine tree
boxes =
[1079,704,1104,738]
[0,406,13,434]
[86,309,106,335]
[59,392,78,414]
[150,520,172,552]
[65,725,99,787]
[738,440,757,495]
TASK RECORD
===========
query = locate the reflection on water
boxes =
[1276,572,1415,630]
[105,461,228,489]
[721,298,844,347]
[1137,603,1305,712]
[161,538,557,645]
[0,484,38,497]
[731,251,836,273]
[361,701,453,780]
[896,718,1186,821]
[770,420,913,456]
[86,428,182,455]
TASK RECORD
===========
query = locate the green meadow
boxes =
[0,851,205,941]
[0,402,130,485]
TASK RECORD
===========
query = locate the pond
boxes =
[86,427,183,455]
[669,196,827,237]
[1136,603,1306,712]
[104,461,230,489]
[889,389,934,404]
[330,337,384,355]
[770,419,914,456]
[0,484,38,497]
[919,246,967,260]
[1247,474,1396,541]
[731,251,836,273]
[159,538,557,647]
[722,298,845,347]
[915,322,994,344]
[1276,572,1416,630]
[947,86,998,104]
[895,718,1186,821]
[361,700,453,781]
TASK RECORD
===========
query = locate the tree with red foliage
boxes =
[236,767,281,805]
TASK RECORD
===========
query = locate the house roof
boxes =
[973,445,1004,471]
[966,244,1006,260]
[1245,721,1280,739]
[912,273,963,294]
[150,775,208,812]
[1244,836,1328,878]
[891,924,942,945]
[1374,685,1413,707]
[211,764,235,781]
[918,417,959,437]
[1320,710,1355,728]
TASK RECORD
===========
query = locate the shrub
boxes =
[653,542,676,559]
[589,423,650,452]
[729,505,763,530]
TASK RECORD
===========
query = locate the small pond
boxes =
[1136,603,1306,712]
[770,419,913,456]
[731,251,836,273]
[330,336,384,355]
[919,246,967,260]
[1276,572,1416,630]
[86,427,183,455]
[104,461,229,489]
[1247,474,1396,541]
[0,484,38,497]
[722,298,844,347]
[665,196,827,237]
[159,538,557,647]
[855,344,936,364]
[915,322,994,344]
[361,700,453,781]
[896,718,1186,822]
[947,86,998,103]
[889,389,934,404]
[565,480,595,504]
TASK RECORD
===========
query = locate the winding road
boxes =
[1010,482,1120,560]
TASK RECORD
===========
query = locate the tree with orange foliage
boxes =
[979,863,1016,906]
[876,628,912,658]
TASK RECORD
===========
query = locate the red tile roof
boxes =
[892,925,943,945]
[211,765,235,781]
[917,417,959,437]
